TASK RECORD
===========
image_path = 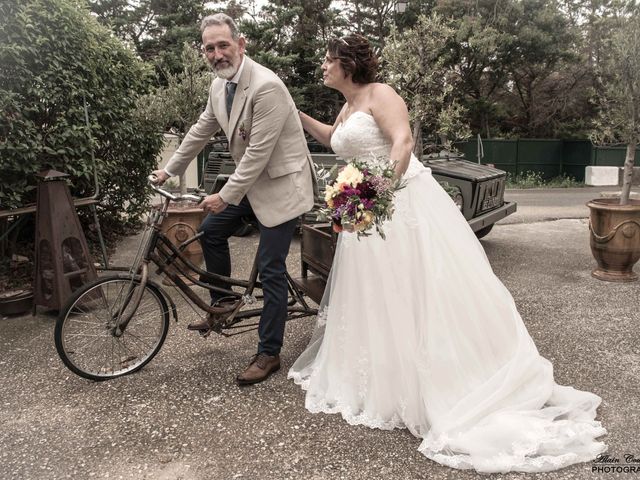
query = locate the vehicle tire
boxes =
[475,224,494,239]
[54,275,170,381]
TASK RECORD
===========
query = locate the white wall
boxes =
[156,134,200,189]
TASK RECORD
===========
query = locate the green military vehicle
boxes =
[202,139,516,303]
[203,138,515,238]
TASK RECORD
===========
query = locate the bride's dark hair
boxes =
[327,34,378,84]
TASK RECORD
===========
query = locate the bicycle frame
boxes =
[124,185,317,337]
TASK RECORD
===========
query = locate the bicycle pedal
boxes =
[198,328,213,338]
[197,322,226,337]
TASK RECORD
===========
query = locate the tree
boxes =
[591,13,640,205]
[138,0,208,76]
[343,0,395,51]
[383,13,471,155]
[208,0,248,19]
[559,0,640,138]
[88,0,208,78]
[495,0,582,137]
[0,0,164,231]
[139,42,210,194]
[240,0,346,123]
[433,0,511,138]
[394,0,437,30]
[87,0,157,52]
[435,0,595,139]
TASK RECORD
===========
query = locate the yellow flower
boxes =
[353,222,367,232]
[336,164,364,187]
[324,185,336,202]
[354,211,374,232]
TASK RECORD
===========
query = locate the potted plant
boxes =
[587,14,640,282]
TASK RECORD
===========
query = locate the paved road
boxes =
[0,189,638,480]
[502,186,621,224]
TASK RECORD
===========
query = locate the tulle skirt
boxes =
[288,166,606,473]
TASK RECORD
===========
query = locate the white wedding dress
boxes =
[288,111,607,473]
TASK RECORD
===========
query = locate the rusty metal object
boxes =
[300,223,337,279]
[33,170,98,310]
[587,198,640,282]
[157,203,205,285]
[291,223,338,304]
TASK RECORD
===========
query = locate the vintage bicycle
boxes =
[54,178,318,381]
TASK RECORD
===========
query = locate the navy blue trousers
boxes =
[199,196,297,356]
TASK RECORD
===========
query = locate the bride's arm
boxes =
[370,84,413,180]
[298,105,347,148]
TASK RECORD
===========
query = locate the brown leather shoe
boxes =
[236,353,280,386]
[187,297,239,333]
[187,312,225,333]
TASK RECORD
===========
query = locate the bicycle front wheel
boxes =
[55,275,170,381]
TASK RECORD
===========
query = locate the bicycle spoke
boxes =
[121,330,156,351]
[65,332,109,338]
[108,280,137,323]
[67,304,108,327]
[113,336,137,366]
[65,318,107,328]
[133,298,161,316]
[68,331,110,356]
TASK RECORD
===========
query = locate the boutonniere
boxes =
[238,122,247,141]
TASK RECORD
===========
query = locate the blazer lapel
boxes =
[213,79,229,133]
[228,57,253,143]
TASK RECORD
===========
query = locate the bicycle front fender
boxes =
[147,279,179,323]
[107,273,179,324]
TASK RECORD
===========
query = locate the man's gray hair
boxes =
[200,13,240,39]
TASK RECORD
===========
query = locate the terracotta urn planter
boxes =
[157,202,206,285]
[587,198,640,282]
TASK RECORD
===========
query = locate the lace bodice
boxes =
[330,111,427,180]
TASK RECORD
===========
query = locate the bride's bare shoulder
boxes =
[369,82,401,98]
[368,83,404,110]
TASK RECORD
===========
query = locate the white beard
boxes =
[213,64,237,80]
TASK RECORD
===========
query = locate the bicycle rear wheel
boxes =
[55,275,170,381]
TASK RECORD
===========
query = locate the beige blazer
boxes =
[164,56,316,227]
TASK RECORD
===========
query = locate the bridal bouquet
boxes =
[319,157,405,239]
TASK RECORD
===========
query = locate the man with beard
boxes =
[151,13,316,386]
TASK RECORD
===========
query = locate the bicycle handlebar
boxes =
[148,174,206,203]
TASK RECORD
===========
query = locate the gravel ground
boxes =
[0,217,638,480]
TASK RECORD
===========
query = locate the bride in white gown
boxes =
[289,34,606,473]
